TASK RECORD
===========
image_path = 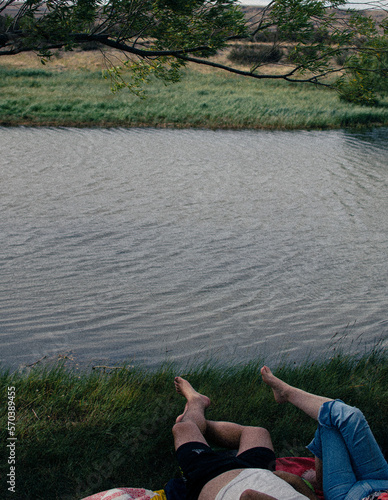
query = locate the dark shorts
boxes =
[176,442,276,500]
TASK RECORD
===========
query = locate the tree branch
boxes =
[174,52,333,86]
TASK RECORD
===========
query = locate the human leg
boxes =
[260,365,332,420]
[306,402,388,500]
[205,420,274,454]
[308,420,358,500]
[204,420,245,449]
[174,377,274,455]
[173,377,220,500]
[237,426,274,455]
[172,376,211,450]
[317,400,388,481]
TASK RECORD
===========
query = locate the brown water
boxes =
[0,127,387,370]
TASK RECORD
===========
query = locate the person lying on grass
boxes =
[172,368,388,500]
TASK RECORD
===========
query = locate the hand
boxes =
[273,471,318,500]
[302,469,317,486]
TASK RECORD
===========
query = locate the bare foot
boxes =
[260,366,290,404]
[174,376,211,422]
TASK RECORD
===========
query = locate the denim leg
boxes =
[319,400,388,481]
[345,480,388,500]
[306,425,323,460]
[318,424,358,500]
[305,400,388,500]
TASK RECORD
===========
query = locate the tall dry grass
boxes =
[1,51,388,130]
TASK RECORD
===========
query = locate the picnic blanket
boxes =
[276,456,324,500]
[81,488,166,500]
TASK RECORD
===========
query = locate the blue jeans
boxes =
[307,400,388,500]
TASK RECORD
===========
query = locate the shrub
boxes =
[252,30,277,43]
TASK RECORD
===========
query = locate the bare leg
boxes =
[204,420,244,449]
[173,377,274,456]
[260,366,332,420]
[205,420,274,454]
[172,376,211,450]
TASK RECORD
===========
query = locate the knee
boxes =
[342,406,368,433]
[322,400,366,428]
[259,427,271,437]
[345,406,364,421]
[243,425,269,433]
[172,420,195,437]
[241,426,273,450]
[332,401,364,422]
[172,421,182,437]
[250,426,272,440]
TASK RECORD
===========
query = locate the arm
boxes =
[240,490,278,500]
[315,457,323,491]
[301,459,322,493]
[273,471,318,500]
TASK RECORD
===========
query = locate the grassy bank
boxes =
[1,349,387,499]
[1,63,388,129]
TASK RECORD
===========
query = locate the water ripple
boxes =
[0,127,387,369]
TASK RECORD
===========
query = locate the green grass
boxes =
[1,65,388,129]
[1,348,387,499]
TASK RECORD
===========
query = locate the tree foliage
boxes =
[0,0,387,103]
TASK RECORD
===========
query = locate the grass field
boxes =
[1,50,388,129]
[1,347,387,499]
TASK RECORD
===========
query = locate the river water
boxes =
[0,127,387,370]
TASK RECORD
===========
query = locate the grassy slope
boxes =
[0,349,387,499]
[1,63,388,129]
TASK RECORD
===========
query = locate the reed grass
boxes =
[1,64,388,129]
[1,347,387,499]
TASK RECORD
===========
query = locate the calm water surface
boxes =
[0,127,387,370]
